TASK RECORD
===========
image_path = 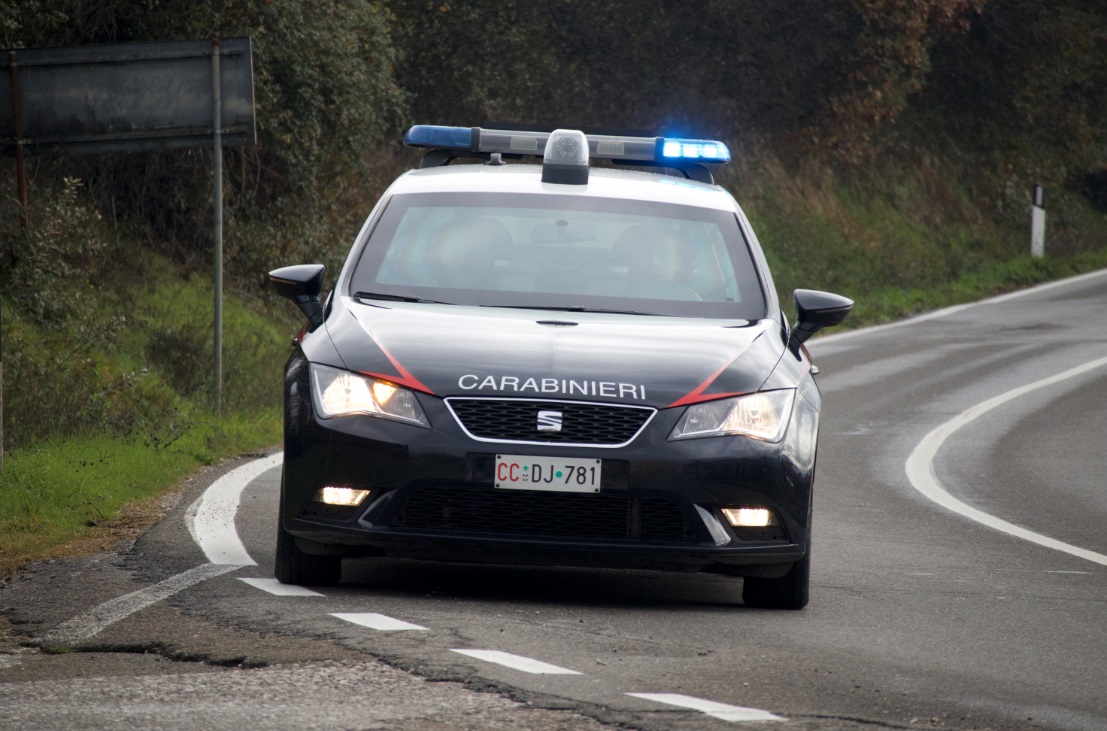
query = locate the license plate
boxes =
[495,455,602,493]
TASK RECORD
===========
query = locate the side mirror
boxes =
[790,289,853,346]
[270,264,325,328]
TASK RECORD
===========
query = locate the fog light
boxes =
[721,507,777,528]
[313,487,372,507]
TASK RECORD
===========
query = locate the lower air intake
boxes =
[730,525,791,542]
[392,487,695,543]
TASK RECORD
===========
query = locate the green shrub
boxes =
[5,178,107,324]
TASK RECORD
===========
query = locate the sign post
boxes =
[6,51,27,231]
[211,39,224,413]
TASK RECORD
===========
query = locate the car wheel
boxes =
[274,524,342,586]
[741,549,810,610]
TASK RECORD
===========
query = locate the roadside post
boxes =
[1031,183,1045,258]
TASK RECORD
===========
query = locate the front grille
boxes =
[447,398,654,446]
[391,486,695,543]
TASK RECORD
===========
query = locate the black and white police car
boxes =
[269,125,852,609]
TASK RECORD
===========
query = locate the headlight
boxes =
[309,363,429,427]
[669,390,795,442]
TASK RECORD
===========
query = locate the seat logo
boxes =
[537,410,563,432]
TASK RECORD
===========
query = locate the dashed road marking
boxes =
[905,356,1107,567]
[627,693,785,722]
[451,649,581,675]
[332,613,428,631]
[239,578,324,597]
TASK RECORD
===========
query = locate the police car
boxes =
[269,125,852,609]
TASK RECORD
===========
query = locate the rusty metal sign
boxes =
[1,37,255,156]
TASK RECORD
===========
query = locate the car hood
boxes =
[322,298,784,409]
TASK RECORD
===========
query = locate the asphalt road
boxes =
[2,270,1106,730]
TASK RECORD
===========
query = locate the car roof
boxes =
[383,163,741,212]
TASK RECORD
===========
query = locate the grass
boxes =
[1,240,293,578]
[849,250,1107,325]
[0,411,280,579]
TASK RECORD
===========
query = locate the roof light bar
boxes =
[403,125,730,166]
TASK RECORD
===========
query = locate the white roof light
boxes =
[541,129,590,185]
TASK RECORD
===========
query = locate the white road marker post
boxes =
[1031,183,1046,258]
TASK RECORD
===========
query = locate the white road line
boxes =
[36,455,283,646]
[450,649,581,675]
[239,577,324,597]
[39,563,242,646]
[813,267,1107,347]
[905,356,1107,567]
[332,613,428,631]
[628,693,785,722]
[186,452,282,565]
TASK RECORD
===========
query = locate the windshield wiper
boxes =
[481,304,663,316]
[353,291,454,305]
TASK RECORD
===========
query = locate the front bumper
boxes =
[281,361,819,578]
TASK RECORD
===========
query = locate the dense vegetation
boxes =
[1,1,1105,571]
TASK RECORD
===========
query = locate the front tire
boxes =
[274,524,342,586]
[742,550,810,609]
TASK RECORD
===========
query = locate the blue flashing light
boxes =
[404,125,473,150]
[660,138,731,163]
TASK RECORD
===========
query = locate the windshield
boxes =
[348,192,767,320]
